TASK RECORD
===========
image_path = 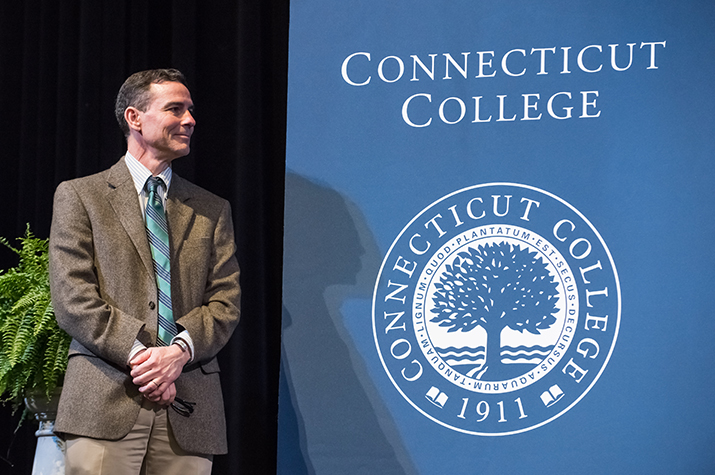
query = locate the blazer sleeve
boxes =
[174,199,241,363]
[49,180,147,367]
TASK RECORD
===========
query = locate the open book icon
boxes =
[426,386,449,408]
[540,385,565,407]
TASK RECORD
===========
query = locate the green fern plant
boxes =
[0,225,70,410]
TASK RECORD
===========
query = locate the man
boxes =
[49,69,241,474]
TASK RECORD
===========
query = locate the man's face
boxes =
[137,81,195,161]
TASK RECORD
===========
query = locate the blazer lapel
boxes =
[166,174,196,259]
[105,159,155,278]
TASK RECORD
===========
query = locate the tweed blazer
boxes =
[49,158,241,455]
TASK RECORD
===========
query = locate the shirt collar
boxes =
[124,152,173,195]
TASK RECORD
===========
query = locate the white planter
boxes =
[24,388,64,475]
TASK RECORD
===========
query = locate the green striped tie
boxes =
[145,177,178,346]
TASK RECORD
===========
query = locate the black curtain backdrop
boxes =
[0,1,287,473]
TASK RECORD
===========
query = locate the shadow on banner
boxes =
[278,172,417,475]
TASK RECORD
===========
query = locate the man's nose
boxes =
[182,110,196,127]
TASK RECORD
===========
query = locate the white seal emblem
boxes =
[372,183,620,435]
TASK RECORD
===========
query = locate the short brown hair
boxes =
[114,69,189,136]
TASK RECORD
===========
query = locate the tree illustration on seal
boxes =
[430,241,559,380]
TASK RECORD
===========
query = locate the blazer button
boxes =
[149,301,156,310]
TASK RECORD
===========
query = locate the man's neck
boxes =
[126,142,172,176]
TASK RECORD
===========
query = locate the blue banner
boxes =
[279,1,715,473]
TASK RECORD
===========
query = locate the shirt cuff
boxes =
[128,339,147,365]
[171,330,195,363]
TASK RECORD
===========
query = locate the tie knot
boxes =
[146,176,164,194]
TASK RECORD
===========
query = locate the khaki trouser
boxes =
[65,399,213,475]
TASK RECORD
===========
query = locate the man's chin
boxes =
[173,145,191,158]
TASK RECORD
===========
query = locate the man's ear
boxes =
[124,107,142,133]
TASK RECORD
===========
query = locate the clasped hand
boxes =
[129,345,190,406]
